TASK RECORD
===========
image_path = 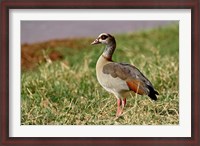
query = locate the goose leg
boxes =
[122,97,126,109]
[116,98,122,117]
[116,97,126,117]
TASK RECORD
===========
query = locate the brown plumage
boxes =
[91,33,159,117]
[103,62,159,100]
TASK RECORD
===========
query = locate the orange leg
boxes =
[116,97,127,117]
[116,98,122,117]
[122,97,126,108]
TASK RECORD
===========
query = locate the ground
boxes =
[21,24,179,125]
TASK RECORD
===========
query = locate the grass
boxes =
[21,23,179,125]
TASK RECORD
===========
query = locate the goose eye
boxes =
[101,35,108,40]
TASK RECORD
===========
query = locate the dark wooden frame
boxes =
[0,0,199,145]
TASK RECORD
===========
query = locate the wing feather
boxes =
[103,62,157,97]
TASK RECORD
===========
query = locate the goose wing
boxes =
[103,62,158,100]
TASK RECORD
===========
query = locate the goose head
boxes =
[91,33,116,46]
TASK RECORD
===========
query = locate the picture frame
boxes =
[1,0,199,145]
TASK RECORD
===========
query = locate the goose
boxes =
[91,33,159,117]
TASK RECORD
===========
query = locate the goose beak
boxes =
[91,39,100,45]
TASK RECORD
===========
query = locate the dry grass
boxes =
[21,24,179,125]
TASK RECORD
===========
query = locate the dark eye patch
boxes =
[101,35,108,40]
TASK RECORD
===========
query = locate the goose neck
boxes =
[102,42,116,60]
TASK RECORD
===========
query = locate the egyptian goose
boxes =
[91,33,159,117]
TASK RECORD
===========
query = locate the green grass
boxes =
[21,23,179,125]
